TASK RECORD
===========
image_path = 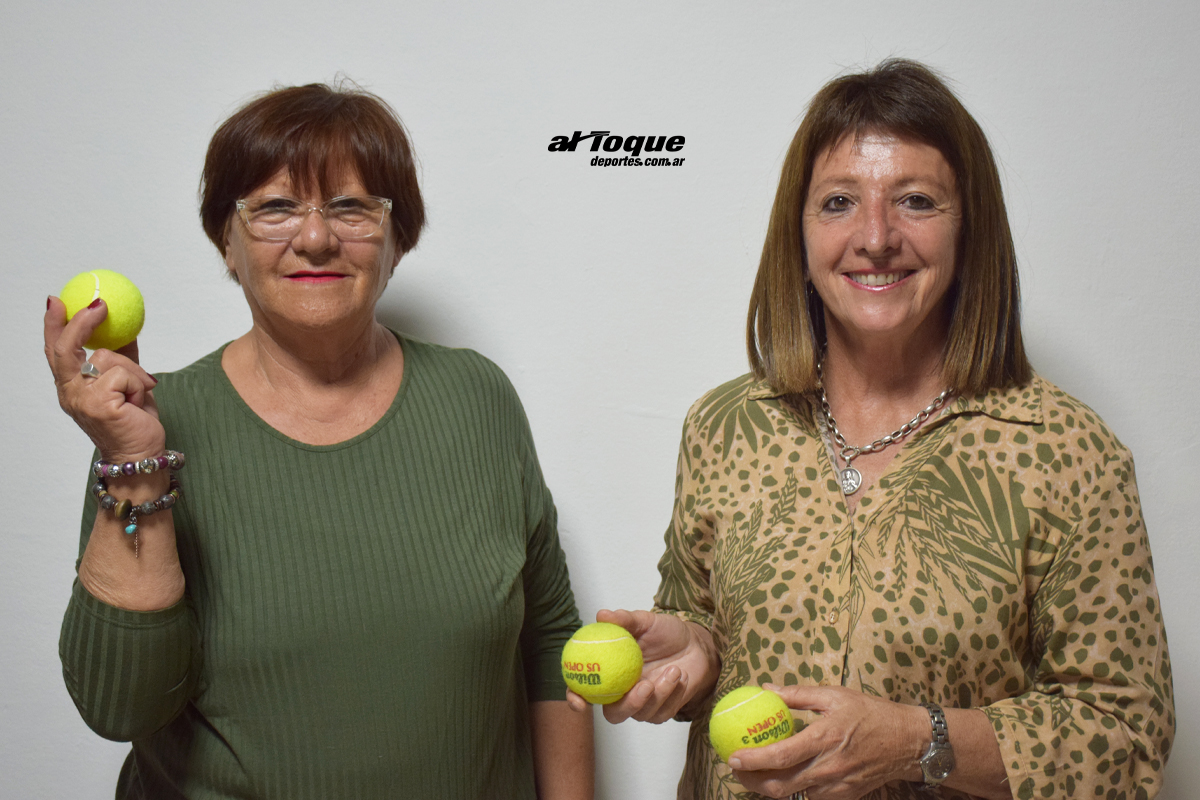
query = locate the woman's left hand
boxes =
[728,685,927,800]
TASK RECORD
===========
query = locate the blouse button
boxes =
[827,609,840,624]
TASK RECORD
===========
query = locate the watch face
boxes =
[925,748,955,780]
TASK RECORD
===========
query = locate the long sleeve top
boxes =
[60,334,582,799]
[654,373,1174,800]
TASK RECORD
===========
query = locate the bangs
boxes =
[242,104,377,198]
[802,78,966,193]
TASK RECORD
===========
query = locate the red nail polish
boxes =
[46,296,51,310]
[150,375,159,386]
[87,298,103,309]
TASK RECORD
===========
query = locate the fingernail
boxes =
[150,375,158,385]
[87,298,102,309]
[46,296,51,310]
[765,683,782,691]
[728,757,742,769]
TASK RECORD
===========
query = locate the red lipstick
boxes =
[287,271,344,283]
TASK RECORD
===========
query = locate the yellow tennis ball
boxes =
[709,686,795,762]
[60,269,145,351]
[561,622,643,704]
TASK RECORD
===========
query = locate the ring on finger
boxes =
[80,361,101,379]
[790,791,808,800]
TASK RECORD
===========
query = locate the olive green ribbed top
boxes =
[60,334,581,799]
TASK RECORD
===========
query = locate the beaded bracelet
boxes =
[92,449,185,479]
[90,450,186,558]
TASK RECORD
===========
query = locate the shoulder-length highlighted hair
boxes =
[747,58,1030,395]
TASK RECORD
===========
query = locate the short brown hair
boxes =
[747,58,1030,395]
[200,82,425,258]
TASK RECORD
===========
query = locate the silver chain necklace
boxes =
[817,376,953,495]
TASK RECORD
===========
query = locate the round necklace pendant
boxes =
[840,466,863,495]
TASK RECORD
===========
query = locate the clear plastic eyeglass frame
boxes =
[234,195,393,241]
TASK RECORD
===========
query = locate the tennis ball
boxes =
[60,269,145,351]
[709,686,795,762]
[561,622,643,704]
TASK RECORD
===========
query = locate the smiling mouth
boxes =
[287,272,345,282]
[848,271,910,287]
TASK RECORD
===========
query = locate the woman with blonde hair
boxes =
[575,59,1174,800]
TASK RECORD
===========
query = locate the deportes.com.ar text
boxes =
[590,155,685,167]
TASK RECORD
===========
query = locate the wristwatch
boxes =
[918,702,955,787]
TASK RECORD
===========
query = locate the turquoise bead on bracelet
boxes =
[90,449,186,558]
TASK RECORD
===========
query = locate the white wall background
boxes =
[2,2,1196,798]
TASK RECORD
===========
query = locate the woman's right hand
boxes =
[566,609,720,724]
[44,296,164,461]
[46,295,185,611]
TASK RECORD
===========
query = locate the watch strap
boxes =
[920,702,949,745]
[918,702,955,788]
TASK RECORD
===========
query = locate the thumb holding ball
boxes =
[45,270,162,460]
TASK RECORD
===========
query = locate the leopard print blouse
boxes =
[654,374,1173,800]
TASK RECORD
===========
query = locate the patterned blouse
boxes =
[653,374,1174,800]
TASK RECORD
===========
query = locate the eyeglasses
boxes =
[235,195,393,241]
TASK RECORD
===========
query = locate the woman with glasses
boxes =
[45,83,593,799]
